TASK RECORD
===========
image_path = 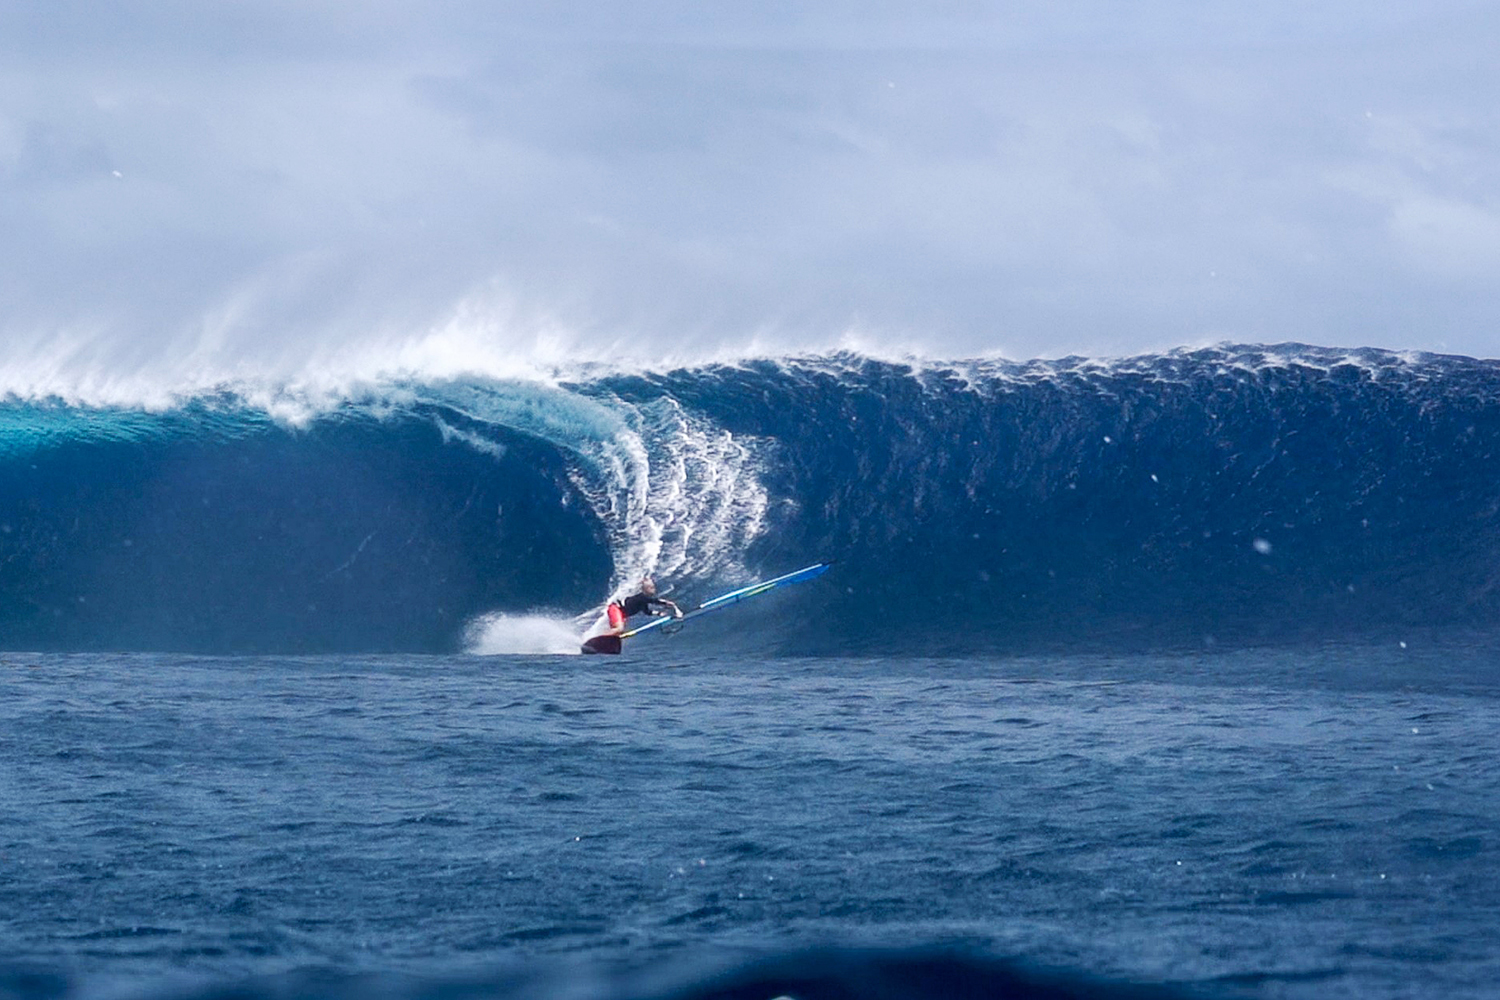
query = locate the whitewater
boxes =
[3,343,1500,999]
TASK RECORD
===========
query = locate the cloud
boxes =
[3,0,1500,393]
[1390,197,1500,280]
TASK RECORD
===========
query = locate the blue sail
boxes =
[621,562,832,639]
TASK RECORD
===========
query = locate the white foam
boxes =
[463,613,585,656]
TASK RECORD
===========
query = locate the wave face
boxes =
[4,344,1500,654]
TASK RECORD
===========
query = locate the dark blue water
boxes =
[6,344,1500,997]
[3,645,1498,999]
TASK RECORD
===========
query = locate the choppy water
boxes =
[4,644,1497,999]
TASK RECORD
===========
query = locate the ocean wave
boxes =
[3,344,1500,654]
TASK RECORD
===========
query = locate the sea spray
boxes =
[464,613,587,656]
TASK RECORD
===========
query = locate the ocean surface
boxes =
[4,344,1500,997]
[3,645,1498,999]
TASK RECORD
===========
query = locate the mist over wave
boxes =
[3,342,1499,655]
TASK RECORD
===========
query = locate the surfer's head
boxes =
[640,577,657,597]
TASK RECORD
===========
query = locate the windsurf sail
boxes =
[619,562,832,639]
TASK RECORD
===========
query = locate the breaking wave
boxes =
[4,343,1500,654]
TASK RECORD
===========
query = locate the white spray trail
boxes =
[464,613,589,656]
[562,393,770,631]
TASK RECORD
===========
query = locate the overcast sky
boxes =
[3,0,1499,390]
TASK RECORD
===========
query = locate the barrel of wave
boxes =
[464,613,586,655]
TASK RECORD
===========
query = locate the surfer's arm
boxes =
[654,598,683,619]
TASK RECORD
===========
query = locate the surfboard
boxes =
[580,634,622,655]
[580,562,831,653]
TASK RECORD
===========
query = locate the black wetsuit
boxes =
[618,592,664,618]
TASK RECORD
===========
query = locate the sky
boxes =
[3,0,1500,393]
